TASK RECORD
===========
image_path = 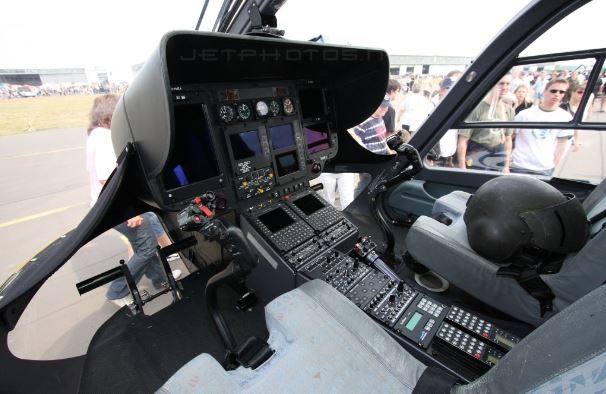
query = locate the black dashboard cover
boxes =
[111,31,389,208]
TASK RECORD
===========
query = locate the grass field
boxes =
[0,95,98,135]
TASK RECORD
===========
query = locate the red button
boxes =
[200,205,214,217]
[474,353,481,359]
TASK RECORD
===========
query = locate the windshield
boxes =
[277,0,532,58]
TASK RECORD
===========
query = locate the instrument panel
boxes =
[161,82,338,212]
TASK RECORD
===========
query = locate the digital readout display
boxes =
[293,194,324,216]
[276,151,299,177]
[406,312,423,331]
[269,123,295,150]
[487,355,499,365]
[304,122,330,154]
[258,207,295,233]
[230,129,262,160]
[495,334,515,349]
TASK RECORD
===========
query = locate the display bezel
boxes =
[160,103,224,207]
[303,121,332,155]
[224,123,271,176]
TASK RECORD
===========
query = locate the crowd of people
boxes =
[0,82,127,99]
[391,68,604,175]
[319,68,606,210]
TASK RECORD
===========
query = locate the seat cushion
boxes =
[406,216,555,326]
[158,280,426,393]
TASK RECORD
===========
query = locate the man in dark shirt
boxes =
[383,79,401,134]
[349,95,394,155]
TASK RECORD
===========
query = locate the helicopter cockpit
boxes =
[2,0,606,392]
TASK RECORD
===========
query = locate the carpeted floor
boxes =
[78,270,268,393]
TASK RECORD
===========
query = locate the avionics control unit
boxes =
[295,239,522,381]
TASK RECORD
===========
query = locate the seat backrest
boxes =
[431,190,471,223]
[456,283,606,393]
[544,182,606,310]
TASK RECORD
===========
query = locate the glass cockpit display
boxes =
[292,194,324,215]
[162,104,221,190]
[269,124,295,150]
[229,130,263,160]
[276,152,299,177]
[304,122,331,154]
[258,207,295,233]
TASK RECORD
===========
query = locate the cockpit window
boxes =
[521,0,606,57]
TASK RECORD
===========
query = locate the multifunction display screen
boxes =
[269,123,295,150]
[258,207,295,233]
[230,130,262,160]
[298,88,325,119]
[276,152,299,177]
[162,104,221,190]
[293,194,324,216]
[406,312,423,331]
[304,122,331,154]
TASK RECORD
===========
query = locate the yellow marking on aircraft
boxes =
[0,146,84,160]
[0,202,87,229]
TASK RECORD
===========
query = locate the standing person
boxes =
[316,172,355,210]
[383,79,401,135]
[349,96,394,155]
[533,72,546,103]
[86,94,178,307]
[126,212,180,262]
[511,79,573,176]
[560,82,593,151]
[428,73,462,166]
[514,84,533,114]
[456,73,515,172]
[400,82,433,135]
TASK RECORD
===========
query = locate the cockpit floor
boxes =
[78,269,268,393]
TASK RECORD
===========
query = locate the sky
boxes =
[1,0,604,70]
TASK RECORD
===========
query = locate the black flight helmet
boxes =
[464,176,589,262]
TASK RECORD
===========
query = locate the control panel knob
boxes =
[397,282,404,293]
[311,162,322,174]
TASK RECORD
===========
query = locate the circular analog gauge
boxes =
[283,97,295,115]
[268,99,281,116]
[218,105,235,123]
[255,100,269,117]
[237,102,252,121]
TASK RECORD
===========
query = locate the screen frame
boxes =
[159,103,225,208]
[268,123,296,151]
[303,121,332,155]
[224,123,272,176]
[229,129,264,160]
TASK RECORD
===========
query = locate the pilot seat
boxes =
[406,176,606,326]
[158,278,606,393]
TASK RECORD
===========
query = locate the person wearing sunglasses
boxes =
[560,82,593,151]
[510,78,573,176]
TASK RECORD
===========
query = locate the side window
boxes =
[427,58,606,183]
[7,220,188,361]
